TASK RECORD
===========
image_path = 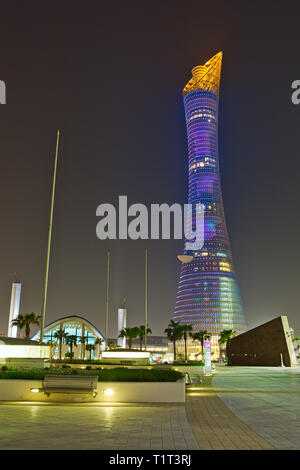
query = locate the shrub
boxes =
[0,367,183,382]
[86,366,92,370]
[62,364,70,369]
[1,366,8,372]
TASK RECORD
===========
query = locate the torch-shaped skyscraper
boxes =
[173,53,247,358]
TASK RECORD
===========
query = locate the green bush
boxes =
[0,367,183,382]
[1,366,8,372]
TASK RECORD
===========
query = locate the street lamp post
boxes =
[144,248,148,351]
[40,130,60,343]
[105,249,110,349]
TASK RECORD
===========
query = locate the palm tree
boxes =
[79,335,88,360]
[65,335,77,362]
[95,337,104,358]
[219,329,236,362]
[118,327,139,349]
[191,330,211,360]
[53,328,68,361]
[46,339,57,360]
[85,344,95,360]
[11,312,42,339]
[137,325,152,350]
[164,320,182,362]
[181,324,193,362]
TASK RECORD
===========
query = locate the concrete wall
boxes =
[0,379,185,403]
[227,316,298,367]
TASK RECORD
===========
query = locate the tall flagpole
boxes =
[40,130,60,343]
[145,247,148,351]
[105,249,110,348]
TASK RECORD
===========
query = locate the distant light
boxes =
[30,388,40,393]
[104,389,114,396]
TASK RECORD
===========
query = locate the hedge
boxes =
[0,367,183,382]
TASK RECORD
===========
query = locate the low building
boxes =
[0,337,50,368]
[109,335,168,352]
[31,315,105,360]
[108,336,171,363]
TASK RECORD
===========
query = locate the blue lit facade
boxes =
[173,53,247,357]
[31,315,105,359]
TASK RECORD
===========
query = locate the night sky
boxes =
[1,1,300,338]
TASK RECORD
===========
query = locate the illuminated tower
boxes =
[173,52,247,358]
[8,280,22,338]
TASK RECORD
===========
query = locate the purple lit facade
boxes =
[173,54,247,355]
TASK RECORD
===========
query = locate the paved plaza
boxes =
[0,366,300,450]
[185,380,274,450]
[213,366,300,450]
[0,403,199,450]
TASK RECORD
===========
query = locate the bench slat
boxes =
[42,375,98,396]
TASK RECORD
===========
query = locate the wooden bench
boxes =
[40,375,98,397]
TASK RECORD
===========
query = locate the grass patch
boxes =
[0,367,183,382]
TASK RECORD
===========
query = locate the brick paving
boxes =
[213,366,300,450]
[1,367,299,450]
[185,376,274,450]
[0,403,199,450]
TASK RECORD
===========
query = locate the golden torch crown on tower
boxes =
[183,51,223,97]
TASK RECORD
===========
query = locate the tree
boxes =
[218,329,236,361]
[137,325,152,350]
[79,335,88,360]
[65,351,74,360]
[107,341,118,350]
[118,327,139,349]
[85,344,95,360]
[11,312,42,339]
[164,320,183,362]
[95,337,104,358]
[46,339,57,360]
[65,335,77,362]
[191,330,211,360]
[53,329,68,361]
[180,324,193,362]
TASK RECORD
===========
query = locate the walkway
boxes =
[185,376,274,450]
[212,366,300,450]
[0,403,199,450]
[1,367,300,450]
